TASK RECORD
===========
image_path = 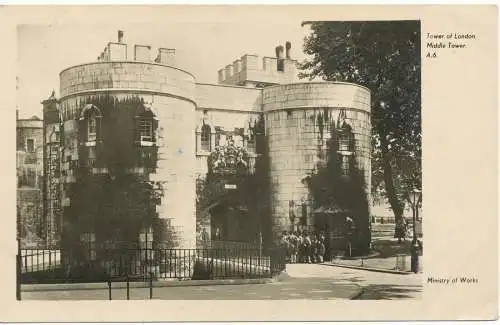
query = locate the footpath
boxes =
[322,237,424,274]
[21,269,362,300]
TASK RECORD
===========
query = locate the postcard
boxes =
[0,4,497,322]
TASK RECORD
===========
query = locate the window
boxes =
[201,124,211,151]
[88,114,97,141]
[26,139,34,153]
[339,132,352,152]
[136,110,156,146]
[247,136,255,152]
[215,132,221,148]
[139,118,154,142]
[80,232,96,261]
[80,104,102,143]
[341,154,350,176]
[88,147,97,167]
[19,169,37,187]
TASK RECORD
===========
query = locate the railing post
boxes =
[126,273,130,300]
[149,272,153,299]
[107,277,112,300]
[16,238,21,301]
[16,254,21,301]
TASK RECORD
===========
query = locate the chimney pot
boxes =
[286,41,291,59]
[275,45,284,59]
[118,30,124,43]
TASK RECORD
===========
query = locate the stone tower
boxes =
[56,31,197,256]
[217,42,372,245]
[262,83,371,239]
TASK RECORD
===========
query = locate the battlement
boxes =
[96,31,176,66]
[218,42,299,87]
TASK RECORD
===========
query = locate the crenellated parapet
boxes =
[96,31,177,66]
[218,42,299,87]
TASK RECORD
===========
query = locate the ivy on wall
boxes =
[306,119,371,255]
[252,114,273,247]
[62,93,177,253]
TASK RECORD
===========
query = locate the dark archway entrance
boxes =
[208,197,254,242]
[314,206,354,259]
[196,136,264,246]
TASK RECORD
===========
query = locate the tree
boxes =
[300,21,421,237]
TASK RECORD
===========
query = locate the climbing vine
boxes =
[61,93,176,255]
[306,119,371,255]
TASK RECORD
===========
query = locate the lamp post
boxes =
[408,188,422,273]
[288,200,295,233]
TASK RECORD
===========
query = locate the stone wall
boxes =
[195,83,262,112]
[194,83,262,180]
[217,54,299,86]
[59,61,196,103]
[262,82,371,238]
[59,61,197,250]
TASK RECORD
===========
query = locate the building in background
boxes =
[16,110,44,247]
[34,31,371,261]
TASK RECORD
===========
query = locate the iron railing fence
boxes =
[18,246,286,284]
[197,240,262,254]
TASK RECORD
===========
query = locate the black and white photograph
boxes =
[16,19,423,301]
[5,5,497,322]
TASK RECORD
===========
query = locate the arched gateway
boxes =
[196,137,262,246]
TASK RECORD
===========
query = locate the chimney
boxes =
[276,45,285,72]
[275,45,284,59]
[118,30,124,43]
[285,42,291,59]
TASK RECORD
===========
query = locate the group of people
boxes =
[280,231,327,264]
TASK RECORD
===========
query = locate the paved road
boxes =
[286,264,422,300]
[22,277,359,300]
[22,263,421,300]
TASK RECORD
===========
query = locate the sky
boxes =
[17,22,313,119]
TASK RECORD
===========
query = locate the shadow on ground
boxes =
[355,284,422,300]
[369,239,423,259]
[371,239,412,258]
